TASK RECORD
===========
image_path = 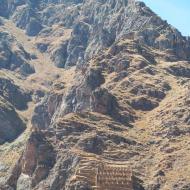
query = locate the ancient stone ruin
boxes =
[73,158,133,190]
[96,164,132,190]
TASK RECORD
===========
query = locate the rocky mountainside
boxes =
[0,0,190,189]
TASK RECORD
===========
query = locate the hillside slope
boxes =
[0,0,190,190]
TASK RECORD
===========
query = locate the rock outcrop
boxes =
[0,77,31,110]
[0,97,26,144]
[7,131,56,189]
[0,31,35,75]
[1,0,190,67]
[0,0,190,190]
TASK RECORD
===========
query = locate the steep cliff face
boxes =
[1,0,190,66]
[0,31,34,75]
[0,0,190,190]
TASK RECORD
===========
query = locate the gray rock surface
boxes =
[1,0,189,68]
[26,18,43,36]
[0,97,26,144]
[0,31,35,75]
[0,77,31,110]
[1,0,190,190]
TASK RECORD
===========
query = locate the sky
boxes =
[141,0,190,36]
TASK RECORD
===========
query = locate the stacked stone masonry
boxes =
[75,159,133,190]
